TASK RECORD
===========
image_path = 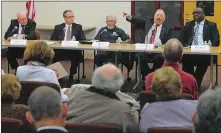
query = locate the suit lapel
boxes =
[160,24,165,40]
[203,20,208,40]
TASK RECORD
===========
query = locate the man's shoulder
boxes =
[115,27,125,32]
[205,19,217,26]
[72,23,83,28]
[10,19,18,25]
[180,70,197,82]
[28,18,36,24]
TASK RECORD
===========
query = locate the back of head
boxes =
[28,86,62,122]
[2,74,21,103]
[151,67,182,100]
[163,38,183,63]
[23,41,55,65]
[91,63,124,93]
[194,88,221,133]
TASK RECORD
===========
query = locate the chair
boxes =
[1,118,22,133]
[147,127,192,133]
[139,91,194,110]
[65,123,122,133]
[15,81,60,105]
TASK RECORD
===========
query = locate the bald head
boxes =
[17,11,28,25]
[91,64,124,93]
[106,15,117,29]
[163,38,183,63]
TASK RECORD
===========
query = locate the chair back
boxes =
[1,118,22,133]
[35,30,40,40]
[139,91,157,110]
[65,122,122,133]
[148,127,192,133]
[15,81,60,105]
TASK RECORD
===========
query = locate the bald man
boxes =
[123,9,172,79]
[145,38,198,100]
[5,11,37,71]
[67,63,138,133]
[94,16,132,68]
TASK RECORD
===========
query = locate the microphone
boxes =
[7,26,18,38]
[185,27,196,47]
[98,29,107,41]
[59,27,66,41]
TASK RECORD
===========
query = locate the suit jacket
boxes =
[126,16,172,44]
[4,19,36,40]
[50,23,86,41]
[37,129,69,133]
[179,19,220,46]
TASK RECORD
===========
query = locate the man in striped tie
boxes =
[50,10,86,80]
[123,9,173,79]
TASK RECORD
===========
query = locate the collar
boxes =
[195,19,205,25]
[37,126,68,132]
[65,24,72,29]
[154,23,162,28]
[162,62,179,70]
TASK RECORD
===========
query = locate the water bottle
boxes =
[204,41,208,45]
[71,36,76,41]
[208,40,212,47]
[116,37,122,45]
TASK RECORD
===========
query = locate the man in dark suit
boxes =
[50,10,86,80]
[5,11,36,71]
[123,9,172,79]
[179,7,220,87]
[26,86,70,133]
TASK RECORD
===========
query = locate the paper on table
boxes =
[48,62,68,79]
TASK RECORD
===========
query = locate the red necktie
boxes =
[149,25,158,44]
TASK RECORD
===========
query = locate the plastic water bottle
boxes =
[116,37,122,45]
[208,40,212,47]
[72,36,76,41]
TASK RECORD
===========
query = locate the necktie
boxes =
[149,25,158,44]
[194,23,200,45]
[66,26,72,41]
[21,25,25,34]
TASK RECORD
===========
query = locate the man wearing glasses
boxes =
[179,7,220,88]
[50,10,86,80]
[4,11,37,72]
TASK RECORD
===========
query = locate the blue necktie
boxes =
[194,23,200,45]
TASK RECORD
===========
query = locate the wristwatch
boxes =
[127,15,132,21]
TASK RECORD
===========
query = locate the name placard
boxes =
[92,42,110,47]
[191,45,210,51]
[61,41,79,47]
[10,39,27,45]
[135,43,154,50]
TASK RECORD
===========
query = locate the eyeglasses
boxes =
[65,16,75,19]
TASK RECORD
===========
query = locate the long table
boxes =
[2,40,221,88]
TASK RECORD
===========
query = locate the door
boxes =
[184,1,221,64]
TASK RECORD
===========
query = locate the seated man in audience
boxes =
[94,15,132,67]
[26,86,72,133]
[146,38,198,99]
[193,88,221,133]
[67,64,138,133]
[123,9,172,79]
[16,40,67,103]
[5,11,37,72]
[50,10,86,80]
[179,7,220,87]
[140,67,197,133]
[2,74,28,121]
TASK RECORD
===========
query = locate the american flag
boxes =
[26,0,35,20]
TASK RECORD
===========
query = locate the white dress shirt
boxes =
[37,126,68,132]
[192,19,205,45]
[64,24,72,41]
[145,23,162,44]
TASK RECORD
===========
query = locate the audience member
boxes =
[193,88,221,133]
[146,38,198,99]
[67,64,138,133]
[26,86,72,133]
[140,67,197,133]
[1,74,28,121]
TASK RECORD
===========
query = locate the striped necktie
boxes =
[194,22,200,45]
[66,26,72,41]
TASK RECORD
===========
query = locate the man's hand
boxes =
[16,34,26,39]
[7,35,17,41]
[124,39,131,44]
[123,12,130,17]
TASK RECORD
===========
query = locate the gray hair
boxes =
[63,10,73,17]
[91,63,124,93]
[193,88,221,133]
[28,86,62,122]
